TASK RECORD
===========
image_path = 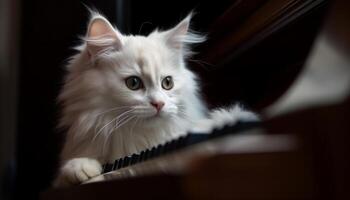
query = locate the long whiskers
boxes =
[115,114,136,130]
[92,108,135,142]
[94,106,132,134]
[130,117,139,136]
[102,115,137,154]
[95,106,132,118]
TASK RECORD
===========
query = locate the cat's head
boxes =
[62,11,205,127]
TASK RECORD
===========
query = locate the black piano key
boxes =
[102,164,107,173]
[103,163,113,173]
[239,120,260,129]
[177,136,186,148]
[149,147,157,158]
[157,144,165,155]
[152,145,160,157]
[164,140,175,153]
[184,133,208,146]
[130,154,139,164]
[171,140,178,151]
[211,127,224,137]
[139,151,145,162]
[144,149,151,160]
[170,140,177,151]
[112,159,118,170]
[136,153,143,163]
[168,140,176,152]
[163,141,171,153]
[117,158,123,169]
[104,119,261,173]
[169,140,177,151]
[209,124,233,139]
[107,163,113,172]
[122,156,131,167]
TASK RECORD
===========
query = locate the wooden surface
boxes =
[42,148,312,200]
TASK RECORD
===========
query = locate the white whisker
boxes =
[92,108,135,142]
[96,106,131,117]
[93,106,132,135]
[115,115,136,130]
[130,117,139,135]
[102,115,136,152]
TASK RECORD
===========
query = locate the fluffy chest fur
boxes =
[107,115,191,161]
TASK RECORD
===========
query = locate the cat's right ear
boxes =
[85,13,123,58]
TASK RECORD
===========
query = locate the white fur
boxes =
[53,158,102,187]
[53,12,257,187]
[190,104,259,133]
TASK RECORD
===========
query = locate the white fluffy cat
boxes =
[53,11,257,187]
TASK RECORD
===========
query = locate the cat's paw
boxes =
[53,158,102,187]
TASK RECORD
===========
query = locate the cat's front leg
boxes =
[53,157,102,187]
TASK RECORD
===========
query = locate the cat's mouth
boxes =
[134,106,172,120]
[142,114,163,124]
[144,110,167,120]
[151,111,164,118]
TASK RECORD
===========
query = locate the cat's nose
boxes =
[150,101,165,112]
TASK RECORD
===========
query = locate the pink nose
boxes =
[150,101,165,112]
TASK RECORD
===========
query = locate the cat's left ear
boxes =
[85,13,123,58]
[160,13,205,52]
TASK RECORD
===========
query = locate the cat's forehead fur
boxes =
[113,34,179,82]
[124,35,172,67]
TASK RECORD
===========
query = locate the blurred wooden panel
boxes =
[192,0,329,109]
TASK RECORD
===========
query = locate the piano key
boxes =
[177,136,186,148]
[153,144,163,157]
[112,160,118,170]
[101,119,260,173]
[144,149,151,160]
[163,141,171,154]
[167,140,177,152]
[102,164,107,173]
[130,154,139,164]
[117,158,123,169]
[123,156,131,167]
[149,147,157,158]
[139,151,145,162]
[103,163,113,173]
[170,140,178,151]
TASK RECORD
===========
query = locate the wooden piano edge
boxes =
[41,151,314,200]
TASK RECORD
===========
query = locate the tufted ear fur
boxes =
[160,13,206,55]
[85,12,123,58]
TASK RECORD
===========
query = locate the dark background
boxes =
[0,0,327,200]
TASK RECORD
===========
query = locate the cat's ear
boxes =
[85,13,123,58]
[161,13,205,52]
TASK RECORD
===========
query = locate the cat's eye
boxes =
[161,76,174,90]
[125,76,143,90]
